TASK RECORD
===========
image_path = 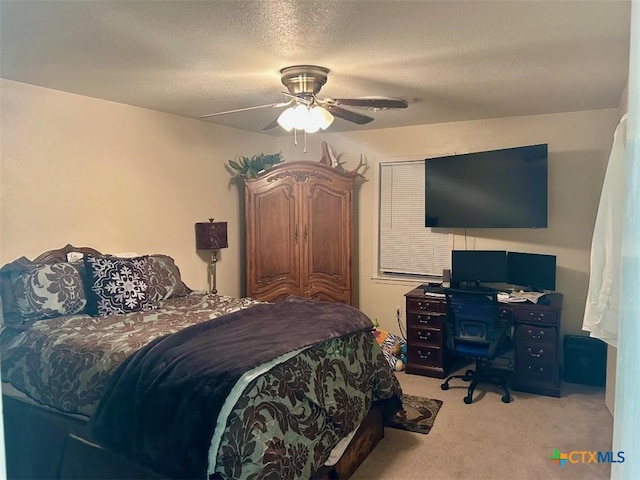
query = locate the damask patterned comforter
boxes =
[1,292,261,416]
[0,292,403,479]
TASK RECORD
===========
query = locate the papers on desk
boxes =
[424,292,446,298]
[498,290,547,304]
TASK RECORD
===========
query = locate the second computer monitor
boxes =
[451,250,508,286]
[507,252,556,291]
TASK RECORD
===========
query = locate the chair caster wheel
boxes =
[441,383,449,390]
[501,395,511,403]
[463,396,473,404]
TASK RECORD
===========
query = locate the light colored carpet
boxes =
[353,368,613,480]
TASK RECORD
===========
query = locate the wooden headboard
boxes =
[31,244,104,264]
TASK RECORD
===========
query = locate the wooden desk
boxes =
[404,287,563,397]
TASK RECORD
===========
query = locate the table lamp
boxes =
[195,219,228,294]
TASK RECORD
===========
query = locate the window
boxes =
[378,160,450,277]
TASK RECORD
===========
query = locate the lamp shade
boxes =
[195,220,228,250]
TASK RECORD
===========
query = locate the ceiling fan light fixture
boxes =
[304,122,320,134]
[292,104,310,126]
[276,104,333,133]
[310,105,334,130]
[276,106,297,131]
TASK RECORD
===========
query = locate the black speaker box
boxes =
[563,335,607,386]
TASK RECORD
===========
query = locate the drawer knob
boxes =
[527,347,544,358]
[527,329,545,340]
[529,312,545,319]
[417,302,431,310]
[418,331,432,340]
[418,350,432,359]
[418,316,430,324]
[528,365,545,375]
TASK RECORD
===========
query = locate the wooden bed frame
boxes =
[1,244,385,480]
[4,392,384,480]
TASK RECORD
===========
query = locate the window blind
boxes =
[379,160,450,276]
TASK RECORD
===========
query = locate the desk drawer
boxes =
[516,359,559,387]
[407,344,442,368]
[407,326,441,346]
[406,297,445,313]
[517,324,556,345]
[406,312,444,328]
[517,308,559,326]
[516,342,558,364]
[499,307,515,322]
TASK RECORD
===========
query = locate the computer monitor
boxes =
[507,252,556,291]
[451,250,508,286]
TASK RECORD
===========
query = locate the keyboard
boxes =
[462,285,498,293]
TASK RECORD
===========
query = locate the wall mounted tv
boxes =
[425,144,548,228]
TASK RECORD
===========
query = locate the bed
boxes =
[0,244,403,479]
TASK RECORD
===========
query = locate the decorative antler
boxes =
[319,142,367,178]
[349,154,367,176]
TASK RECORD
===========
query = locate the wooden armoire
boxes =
[244,144,361,305]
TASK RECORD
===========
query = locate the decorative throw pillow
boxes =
[1,257,38,325]
[84,255,155,316]
[13,263,87,320]
[144,254,192,302]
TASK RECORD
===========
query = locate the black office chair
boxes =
[440,288,514,404]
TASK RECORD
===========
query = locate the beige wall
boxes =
[277,109,619,338]
[0,79,277,296]
[1,79,619,342]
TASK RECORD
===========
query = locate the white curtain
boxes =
[582,114,628,347]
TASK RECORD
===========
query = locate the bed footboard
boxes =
[312,402,384,480]
[4,393,384,480]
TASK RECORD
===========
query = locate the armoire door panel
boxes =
[302,180,352,304]
[252,286,300,303]
[302,285,351,304]
[308,188,347,276]
[246,182,300,300]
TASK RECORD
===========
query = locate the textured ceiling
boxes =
[0,0,631,136]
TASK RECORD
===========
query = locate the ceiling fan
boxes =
[199,65,408,132]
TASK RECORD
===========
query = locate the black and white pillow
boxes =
[84,255,155,316]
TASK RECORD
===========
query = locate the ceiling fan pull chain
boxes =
[294,128,298,146]
[304,130,307,153]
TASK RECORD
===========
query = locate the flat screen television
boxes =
[425,144,548,228]
[507,251,556,291]
[451,250,508,286]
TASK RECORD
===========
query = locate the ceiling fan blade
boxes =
[261,117,281,132]
[331,97,408,109]
[200,101,290,119]
[325,105,374,125]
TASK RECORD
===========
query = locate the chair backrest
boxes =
[444,288,505,357]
